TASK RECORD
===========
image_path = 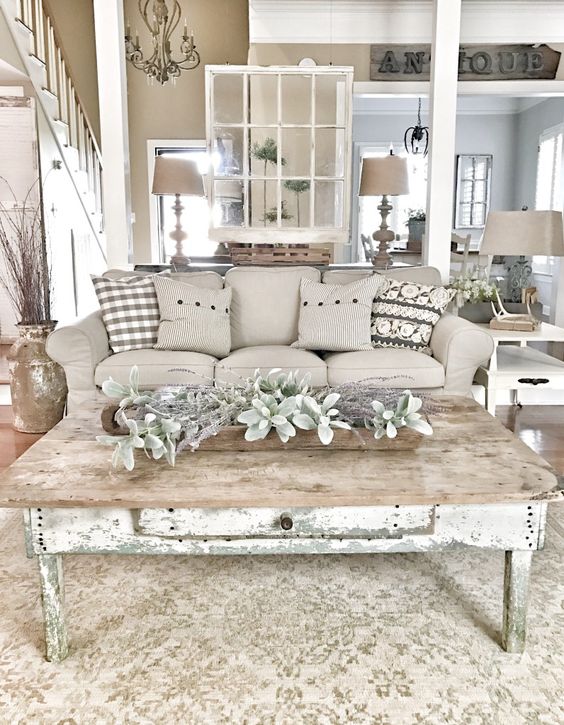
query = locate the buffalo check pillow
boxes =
[371,278,455,355]
[91,274,166,354]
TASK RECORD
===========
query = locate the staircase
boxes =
[0,0,105,255]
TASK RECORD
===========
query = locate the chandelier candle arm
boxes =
[125,0,200,85]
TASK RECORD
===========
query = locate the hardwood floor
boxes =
[0,407,42,470]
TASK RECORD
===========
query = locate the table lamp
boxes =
[152,157,205,266]
[359,152,410,268]
[480,209,564,301]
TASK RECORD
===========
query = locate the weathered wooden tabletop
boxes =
[0,396,561,509]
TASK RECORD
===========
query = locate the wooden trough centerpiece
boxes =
[100,403,425,451]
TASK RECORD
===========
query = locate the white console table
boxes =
[475,323,564,415]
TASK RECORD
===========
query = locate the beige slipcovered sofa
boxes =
[46,265,494,411]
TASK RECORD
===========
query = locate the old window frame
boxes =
[205,65,354,243]
[454,154,493,229]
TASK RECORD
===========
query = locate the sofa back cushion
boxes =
[322,266,442,287]
[226,266,321,349]
[104,269,224,289]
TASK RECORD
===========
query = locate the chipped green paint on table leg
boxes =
[25,503,547,660]
[502,550,533,653]
[38,554,69,662]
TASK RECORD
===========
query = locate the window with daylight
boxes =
[533,124,564,276]
[357,145,427,258]
[205,65,354,242]
[152,144,214,261]
[454,155,492,229]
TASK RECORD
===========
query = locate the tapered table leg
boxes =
[38,554,69,662]
[502,550,532,653]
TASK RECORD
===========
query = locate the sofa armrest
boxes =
[430,313,494,396]
[46,311,110,411]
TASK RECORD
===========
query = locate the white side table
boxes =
[475,323,564,415]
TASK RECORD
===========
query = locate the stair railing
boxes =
[15,0,104,231]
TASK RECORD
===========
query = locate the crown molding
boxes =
[250,1,564,44]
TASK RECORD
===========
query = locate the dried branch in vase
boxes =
[0,177,52,325]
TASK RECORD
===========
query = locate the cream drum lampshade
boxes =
[152,157,205,266]
[151,156,204,197]
[481,210,564,256]
[359,154,410,197]
[358,153,410,269]
[481,209,564,304]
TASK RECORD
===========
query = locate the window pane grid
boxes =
[455,155,491,229]
[208,67,350,232]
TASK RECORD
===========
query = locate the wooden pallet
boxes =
[228,243,332,266]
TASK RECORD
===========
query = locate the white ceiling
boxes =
[249,1,564,45]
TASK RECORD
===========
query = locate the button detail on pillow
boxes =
[292,275,387,352]
[154,276,232,357]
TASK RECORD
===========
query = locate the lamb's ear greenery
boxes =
[366,390,433,440]
[97,367,432,470]
[101,366,156,408]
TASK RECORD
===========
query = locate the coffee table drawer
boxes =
[136,506,435,539]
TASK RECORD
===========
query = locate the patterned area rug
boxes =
[0,507,563,724]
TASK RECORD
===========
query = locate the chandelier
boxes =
[404,98,429,157]
[125,1,200,85]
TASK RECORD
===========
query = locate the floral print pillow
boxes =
[371,279,455,355]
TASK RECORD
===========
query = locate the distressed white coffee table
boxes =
[0,397,561,662]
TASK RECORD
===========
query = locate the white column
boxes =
[93,0,132,267]
[424,0,463,283]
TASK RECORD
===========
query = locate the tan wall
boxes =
[249,44,370,80]
[125,0,249,263]
[44,0,100,143]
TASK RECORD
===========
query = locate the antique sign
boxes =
[369,44,561,81]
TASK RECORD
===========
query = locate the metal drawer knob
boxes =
[280,513,293,531]
[518,377,550,386]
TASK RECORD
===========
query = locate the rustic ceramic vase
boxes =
[7,322,67,433]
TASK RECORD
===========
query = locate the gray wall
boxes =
[352,110,519,250]
[514,98,564,210]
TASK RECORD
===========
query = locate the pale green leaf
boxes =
[293,413,316,430]
[318,424,334,445]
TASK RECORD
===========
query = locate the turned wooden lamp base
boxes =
[169,193,191,267]
[371,194,396,270]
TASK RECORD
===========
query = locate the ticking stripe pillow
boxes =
[292,275,387,352]
[153,275,232,358]
[91,274,165,354]
[371,279,455,355]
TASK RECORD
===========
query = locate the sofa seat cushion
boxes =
[325,349,445,388]
[95,349,216,387]
[216,346,327,387]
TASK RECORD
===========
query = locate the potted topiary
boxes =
[0,179,67,432]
